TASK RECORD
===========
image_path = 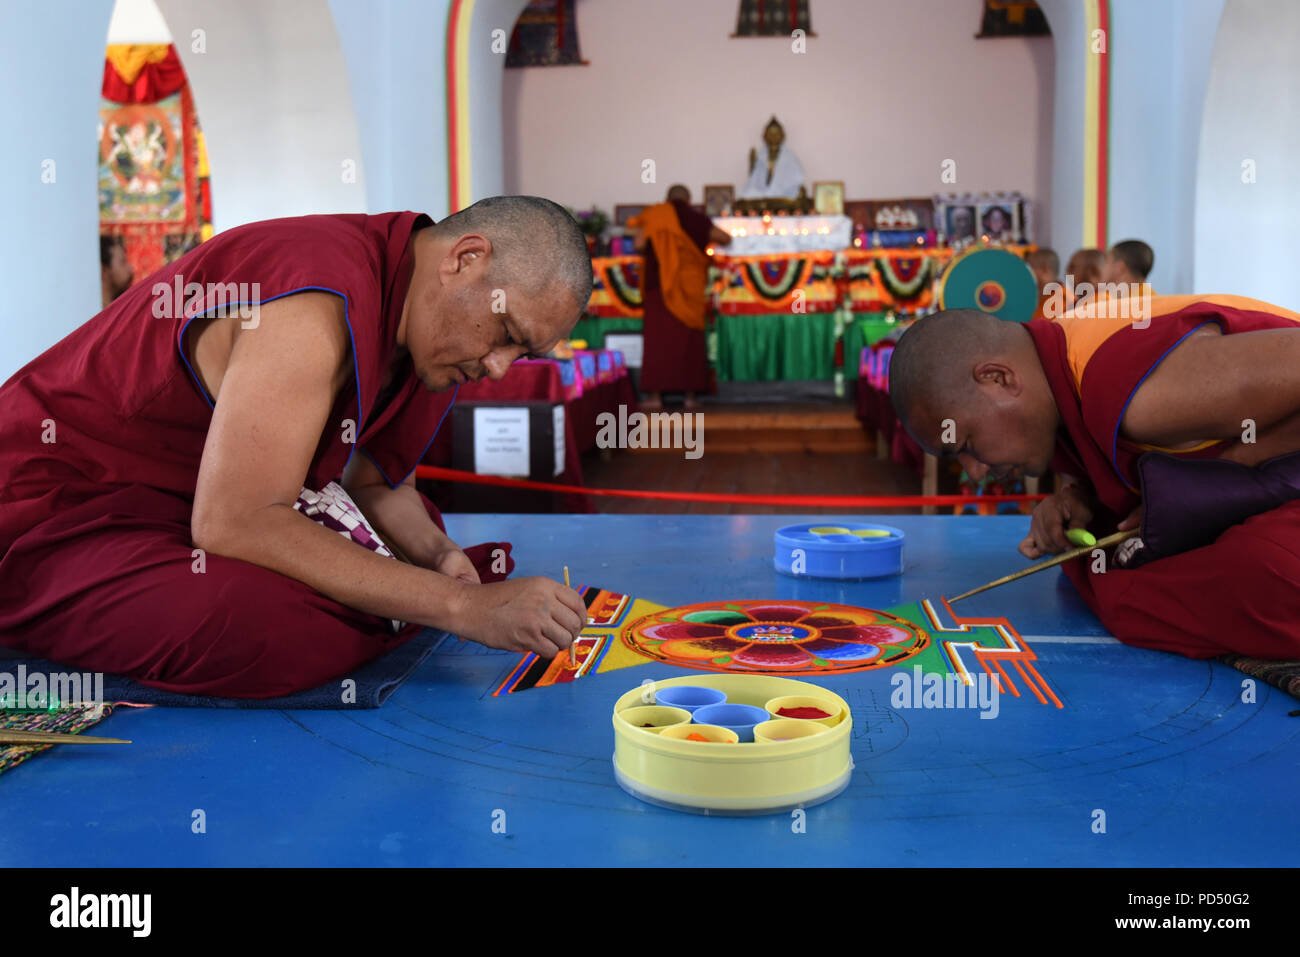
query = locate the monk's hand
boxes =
[431,545,480,585]
[1020,483,1094,559]
[453,577,586,658]
[1117,504,1143,531]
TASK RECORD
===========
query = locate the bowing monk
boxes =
[889,293,1300,659]
[630,184,731,410]
[0,196,592,697]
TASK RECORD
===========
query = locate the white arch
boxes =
[157,0,367,230]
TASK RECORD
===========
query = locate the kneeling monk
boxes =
[0,196,591,697]
[889,294,1300,659]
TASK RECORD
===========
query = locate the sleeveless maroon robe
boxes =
[639,199,713,394]
[0,212,508,698]
[1023,295,1300,659]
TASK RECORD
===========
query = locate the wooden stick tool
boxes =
[0,730,131,746]
[947,528,1138,603]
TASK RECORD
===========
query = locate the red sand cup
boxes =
[660,723,740,744]
[753,719,831,743]
[618,705,692,734]
[764,695,843,727]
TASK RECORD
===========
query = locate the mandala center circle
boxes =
[727,621,818,643]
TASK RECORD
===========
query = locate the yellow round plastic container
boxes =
[612,675,853,815]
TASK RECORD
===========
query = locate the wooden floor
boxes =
[581,401,930,515]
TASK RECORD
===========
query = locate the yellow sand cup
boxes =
[764,694,844,727]
[753,719,830,742]
[617,705,692,733]
[659,723,740,744]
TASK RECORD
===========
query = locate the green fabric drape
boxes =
[575,312,901,382]
[569,316,644,349]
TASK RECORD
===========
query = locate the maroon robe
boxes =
[0,212,509,698]
[1023,295,1300,659]
[638,199,713,394]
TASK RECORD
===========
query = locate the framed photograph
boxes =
[703,184,734,217]
[614,204,645,227]
[977,202,1018,241]
[813,181,845,215]
[944,205,977,242]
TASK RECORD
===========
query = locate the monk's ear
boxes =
[446,233,491,275]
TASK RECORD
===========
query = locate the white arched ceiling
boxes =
[156,0,367,230]
[1194,0,1300,308]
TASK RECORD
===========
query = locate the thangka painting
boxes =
[495,586,1062,709]
[98,94,189,225]
[506,0,586,67]
[734,0,813,37]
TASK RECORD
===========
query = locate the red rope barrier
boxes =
[415,465,1049,508]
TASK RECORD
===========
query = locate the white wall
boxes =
[503,0,1053,237]
[157,0,367,231]
[0,0,116,382]
[1108,0,1224,295]
[1195,0,1300,307]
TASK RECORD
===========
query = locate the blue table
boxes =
[1,515,1295,866]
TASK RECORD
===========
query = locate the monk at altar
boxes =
[889,294,1300,660]
[0,196,591,698]
[630,185,731,409]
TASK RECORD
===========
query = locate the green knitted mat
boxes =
[0,704,118,775]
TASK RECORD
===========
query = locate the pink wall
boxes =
[503,0,1054,239]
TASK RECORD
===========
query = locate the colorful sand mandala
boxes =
[622,600,928,675]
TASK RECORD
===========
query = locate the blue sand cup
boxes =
[654,686,727,714]
[691,703,772,743]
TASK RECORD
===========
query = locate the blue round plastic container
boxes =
[691,703,772,743]
[773,522,904,580]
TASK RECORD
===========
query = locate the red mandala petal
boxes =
[660,637,743,660]
[819,624,914,644]
[639,622,725,642]
[741,604,807,622]
[730,644,813,668]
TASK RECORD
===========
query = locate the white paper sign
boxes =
[473,407,530,476]
[551,404,565,476]
[604,333,644,369]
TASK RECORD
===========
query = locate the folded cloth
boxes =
[295,482,405,631]
[1120,450,1300,568]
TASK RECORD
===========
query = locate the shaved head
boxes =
[888,310,1059,480]
[667,184,691,204]
[889,310,1021,423]
[433,195,593,311]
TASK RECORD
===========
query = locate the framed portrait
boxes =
[944,205,977,242]
[813,181,845,215]
[977,202,1019,241]
[703,184,734,217]
[614,204,645,227]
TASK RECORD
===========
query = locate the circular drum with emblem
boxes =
[937,246,1039,321]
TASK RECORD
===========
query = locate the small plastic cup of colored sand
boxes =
[753,719,830,743]
[617,705,692,733]
[660,723,740,744]
[691,703,771,743]
[653,685,727,714]
[764,695,842,727]
[1066,528,1097,548]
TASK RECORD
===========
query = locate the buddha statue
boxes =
[734,116,812,215]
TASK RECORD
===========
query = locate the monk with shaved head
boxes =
[0,196,592,697]
[891,294,1300,660]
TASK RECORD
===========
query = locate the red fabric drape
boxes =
[102,46,187,104]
